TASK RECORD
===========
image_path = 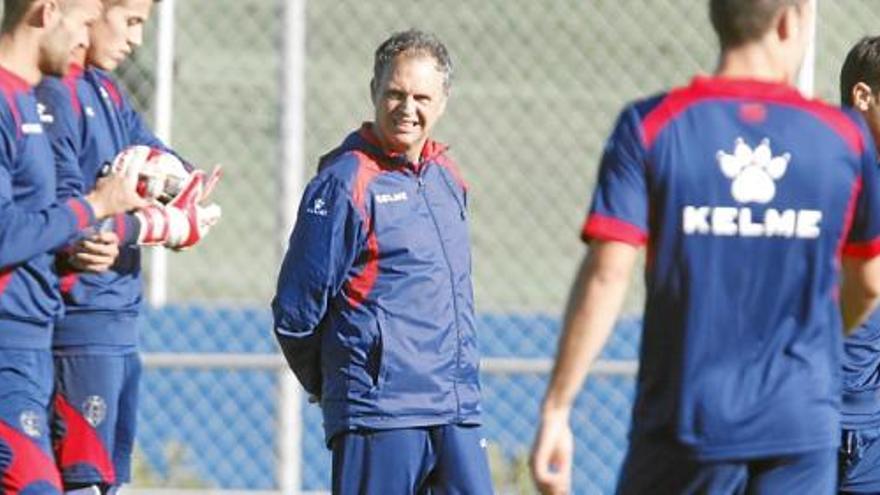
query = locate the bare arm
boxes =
[841,255,880,334]
[530,240,638,494]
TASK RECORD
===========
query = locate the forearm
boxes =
[841,255,880,334]
[841,293,879,334]
[542,242,637,415]
[0,198,94,268]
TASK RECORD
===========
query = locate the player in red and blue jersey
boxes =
[34,0,220,492]
[531,1,880,494]
[837,35,880,495]
[0,0,147,493]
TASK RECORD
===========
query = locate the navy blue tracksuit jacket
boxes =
[273,124,481,443]
[0,66,95,349]
[35,65,178,347]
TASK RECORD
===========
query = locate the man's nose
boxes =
[401,95,416,113]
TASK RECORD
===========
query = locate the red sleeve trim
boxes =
[842,238,880,259]
[581,214,648,246]
[837,176,863,260]
[59,273,78,295]
[0,268,12,297]
[65,197,94,230]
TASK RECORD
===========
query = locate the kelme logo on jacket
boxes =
[375,191,408,204]
[306,198,329,217]
[682,137,822,238]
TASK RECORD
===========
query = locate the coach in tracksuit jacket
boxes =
[273,30,493,494]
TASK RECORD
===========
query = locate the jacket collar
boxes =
[355,122,448,171]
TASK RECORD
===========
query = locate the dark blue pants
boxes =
[840,426,880,494]
[0,348,61,494]
[617,439,836,495]
[331,424,494,495]
[53,348,141,489]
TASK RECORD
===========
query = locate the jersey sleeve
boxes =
[35,79,84,201]
[580,105,650,246]
[271,174,366,395]
[0,108,95,269]
[841,122,880,258]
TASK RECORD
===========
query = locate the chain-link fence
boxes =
[31,0,880,493]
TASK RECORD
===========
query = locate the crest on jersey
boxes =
[717,138,790,204]
[82,395,107,427]
[19,410,41,438]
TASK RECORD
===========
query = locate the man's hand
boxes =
[68,231,120,273]
[530,408,574,495]
[529,242,638,495]
[164,168,222,250]
[134,169,222,249]
[85,174,149,220]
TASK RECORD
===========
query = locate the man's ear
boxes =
[775,2,805,44]
[20,0,45,28]
[853,82,875,112]
[436,91,449,118]
[32,0,60,29]
[369,78,378,105]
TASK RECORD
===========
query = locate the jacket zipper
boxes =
[417,170,463,420]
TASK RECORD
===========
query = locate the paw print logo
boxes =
[717,138,790,204]
[306,198,329,217]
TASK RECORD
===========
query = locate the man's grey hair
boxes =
[373,29,453,93]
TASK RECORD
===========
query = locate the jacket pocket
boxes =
[366,316,383,390]
[370,308,398,392]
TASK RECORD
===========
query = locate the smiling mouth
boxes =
[393,121,419,132]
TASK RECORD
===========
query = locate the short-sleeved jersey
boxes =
[0,67,95,349]
[35,66,178,347]
[582,76,880,460]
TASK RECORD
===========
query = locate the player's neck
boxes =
[715,44,794,86]
[0,30,42,85]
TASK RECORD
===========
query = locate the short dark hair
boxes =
[372,29,453,93]
[709,0,804,49]
[839,36,880,107]
[2,0,34,33]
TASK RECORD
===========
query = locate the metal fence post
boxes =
[278,0,307,492]
[278,369,302,495]
[279,0,307,250]
[149,0,176,307]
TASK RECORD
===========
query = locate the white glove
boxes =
[134,169,222,249]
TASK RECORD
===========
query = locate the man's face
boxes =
[371,54,448,162]
[39,0,102,77]
[87,0,154,71]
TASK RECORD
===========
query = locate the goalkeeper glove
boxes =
[134,169,222,249]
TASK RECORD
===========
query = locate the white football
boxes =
[110,145,189,204]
